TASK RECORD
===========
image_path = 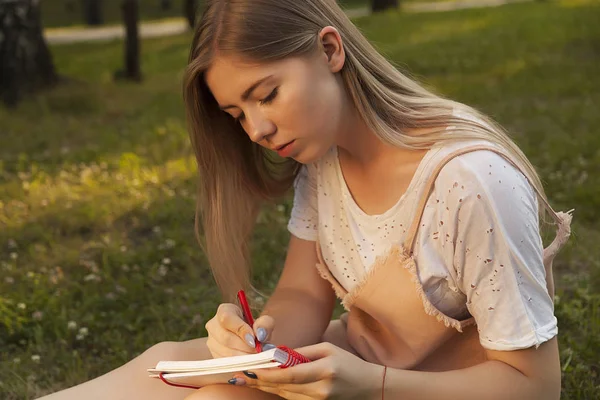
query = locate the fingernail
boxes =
[228,377,246,386]
[262,343,276,351]
[245,333,255,348]
[256,327,267,342]
[228,378,237,385]
[243,371,258,379]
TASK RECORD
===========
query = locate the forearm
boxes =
[378,360,559,400]
[260,287,333,349]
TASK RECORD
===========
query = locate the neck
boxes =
[335,109,429,171]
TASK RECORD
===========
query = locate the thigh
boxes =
[185,384,283,400]
[38,338,213,400]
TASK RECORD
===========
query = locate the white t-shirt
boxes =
[287,138,557,351]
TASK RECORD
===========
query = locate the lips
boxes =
[275,140,296,157]
[274,141,293,151]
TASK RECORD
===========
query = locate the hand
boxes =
[205,303,276,358]
[230,342,383,400]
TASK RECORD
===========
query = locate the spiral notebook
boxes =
[148,346,310,389]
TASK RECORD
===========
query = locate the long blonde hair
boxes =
[183,0,550,303]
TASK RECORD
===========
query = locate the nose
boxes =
[246,112,276,144]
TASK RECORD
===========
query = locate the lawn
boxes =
[2,0,599,398]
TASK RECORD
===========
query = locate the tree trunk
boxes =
[82,0,103,26]
[160,0,172,11]
[115,0,141,81]
[371,0,398,12]
[0,0,58,107]
[183,0,197,29]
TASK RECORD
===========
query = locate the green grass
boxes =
[1,0,599,398]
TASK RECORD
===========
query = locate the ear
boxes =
[318,26,345,73]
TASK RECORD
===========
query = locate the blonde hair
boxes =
[183,0,550,303]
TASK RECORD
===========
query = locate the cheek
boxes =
[281,82,339,137]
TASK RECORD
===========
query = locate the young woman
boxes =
[40,0,573,399]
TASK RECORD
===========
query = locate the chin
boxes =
[292,144,330,165]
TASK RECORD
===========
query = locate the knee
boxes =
[139,341,185,365]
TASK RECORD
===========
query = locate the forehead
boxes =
[205,56,267,95]
[204,55,313,103]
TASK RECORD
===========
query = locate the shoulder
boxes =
[432,142,536,205]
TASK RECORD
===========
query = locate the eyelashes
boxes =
[259,87,278,106]
[234,87,279,124]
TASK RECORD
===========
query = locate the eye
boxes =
[259,87,279,106]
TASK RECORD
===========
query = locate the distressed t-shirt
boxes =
[287,137,557,351]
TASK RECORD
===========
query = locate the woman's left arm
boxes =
[234,337,560,400]
[380,337,561,400]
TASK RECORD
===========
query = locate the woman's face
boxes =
[204,28,347,164]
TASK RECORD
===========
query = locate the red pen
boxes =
[237,290,263,353]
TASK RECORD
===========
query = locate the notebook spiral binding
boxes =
[277,345,311,368]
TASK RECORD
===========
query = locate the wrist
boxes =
[364,362,387,400]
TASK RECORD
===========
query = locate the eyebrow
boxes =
[219,75,274,111]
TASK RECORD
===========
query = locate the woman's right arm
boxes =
[255,234,336,349]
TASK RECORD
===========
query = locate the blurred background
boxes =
[0,0,598,398]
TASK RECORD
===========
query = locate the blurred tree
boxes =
[0,0,58,107]
[82,0,103,25]
[160,0,172,11]
[114,0,141,81]
[65,0,76,12]
[184,0,197,29]
[371,0,398,12]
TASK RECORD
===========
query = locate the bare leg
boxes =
[38,338,209,400]
[36,337,282,400]
[37,318,353,400]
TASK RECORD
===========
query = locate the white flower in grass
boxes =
[120,245,127,252]
[277,204,285,213]
[162,258,171,265]
[67,321,77,330]
[158,265,168,277]
[32,311,43,321]
[84,273,101,282]
[13,358,20,364]
[10,252,18,260]
[76,333,85,341]
[152,226,162,234]
[17,303,26,310]
[7,238,17,249]
[26,272,34,278]
[31,355,41,363]
[79,327,88,336]
[4,277,14,284]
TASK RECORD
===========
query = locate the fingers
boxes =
[217,303,256,347]
[247,358,330,384]
[205,303,261,357]
[206,335,256,358]
[253,315,275,343]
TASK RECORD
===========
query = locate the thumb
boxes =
[253,315,275,343]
